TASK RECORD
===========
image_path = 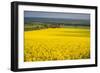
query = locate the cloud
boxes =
[24,11,90,20]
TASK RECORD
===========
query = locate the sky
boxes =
[24,11,90,20]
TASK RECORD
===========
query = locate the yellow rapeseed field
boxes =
[24,27,90,62]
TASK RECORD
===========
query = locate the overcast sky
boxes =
[24,11,90,20]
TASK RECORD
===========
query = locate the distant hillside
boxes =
[24,17,90,26]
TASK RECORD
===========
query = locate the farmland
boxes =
[24,27,90,62]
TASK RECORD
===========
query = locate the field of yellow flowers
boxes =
[24,27,90,62]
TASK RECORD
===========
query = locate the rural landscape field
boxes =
[24,11,90,62]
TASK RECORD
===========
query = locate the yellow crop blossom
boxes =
[24,27,90,62]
